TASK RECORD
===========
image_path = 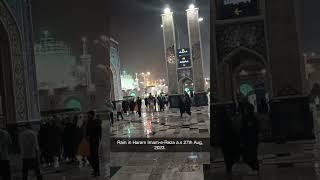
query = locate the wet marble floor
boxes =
[111,152,210,180]
[111,106,210,138]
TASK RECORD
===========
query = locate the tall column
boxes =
[186,5,207,106]
[80,37,92,87]
[161,8,181,108]
[161,8,179,95]
[186,6,205,93]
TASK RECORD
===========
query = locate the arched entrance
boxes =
[65,98,82,111]
[221,47,270,112]
[179,77,194,95]
[0,21,15,128]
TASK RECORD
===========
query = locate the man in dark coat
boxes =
[136,97,142,118]
[86,111,101,177]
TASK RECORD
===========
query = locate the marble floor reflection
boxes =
[208,140,318,180]
[111,106,210,138]
[110,152,210,180]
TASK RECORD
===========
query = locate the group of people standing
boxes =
[218,97,260,176]
[0,110,102,180]
[144,93,167,112]
[110,96,143,124]
[110,94,169,125]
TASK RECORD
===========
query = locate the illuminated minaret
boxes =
[161,7,179,95]
[186,4,205,93]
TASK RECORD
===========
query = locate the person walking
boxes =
[116,102,124,121]
[19,123,43,180]
[136,97,142,118]
[184,93,192,116]
[0,127,12,180]
[153,96,157,112]
[179,94,186,117]
[86,111,102,177]
[144,97,149,110]
[110,103,115,126]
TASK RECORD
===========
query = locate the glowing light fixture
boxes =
[189,4,195,10]
[161,24,163,28]
[163,7,171,14]
[198,17,204,22]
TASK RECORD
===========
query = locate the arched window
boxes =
[65,98,82,111]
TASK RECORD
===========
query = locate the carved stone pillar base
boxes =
[168,94,182,108]
[194,92,209,107]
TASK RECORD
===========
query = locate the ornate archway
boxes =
[64,97,82,111]
[0,1,28,126]
[179,77,193,94]
[218,47,270,103]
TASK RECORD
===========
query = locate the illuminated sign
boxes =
[219,0,258,19]
[177,48,191,68]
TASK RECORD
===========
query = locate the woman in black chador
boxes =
[240,101,260,175]
[217,105,240,175]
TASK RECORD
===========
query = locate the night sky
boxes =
[32,0,109,56]
[110,0,210,79]
[31,0,320,79]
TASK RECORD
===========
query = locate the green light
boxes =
[65,98,81,111]
[240,83,253,96]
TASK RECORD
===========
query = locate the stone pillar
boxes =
[99,114,110,179]
[186,6,207,106]
[80,37,92,87]
[161,9,180,108]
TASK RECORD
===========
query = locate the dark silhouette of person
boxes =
[217,105,241,175]
[110,103,115,126]
[158,95,165,111]
[0,127,12,180]
[86,111,101,177]
[129,100,135,114]
[240,100,260,175]
[179,95,186,117]
[19,123,43,180]
[184,93,192,116]
[136,97,142,118]
[39,118,50,167]
[144,97,149,108]
[116,102,124,121]
[122,100,128,114]
[62,116,77,162]
[179,93,192,117]
[47,117,62,168]
[153,96,157,111]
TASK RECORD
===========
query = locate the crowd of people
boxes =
[110,93,169,125]
[0,110,102,180]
